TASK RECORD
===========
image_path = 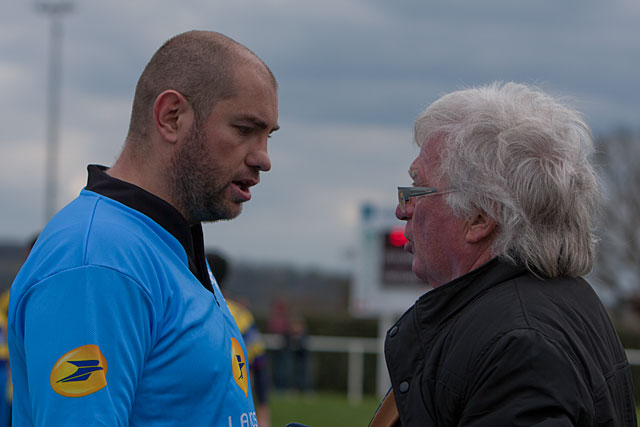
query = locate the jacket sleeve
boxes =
[11,265,155,426]
[459,328,592,426]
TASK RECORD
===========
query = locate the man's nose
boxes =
[396,202,412,221]
[246,142,271,172]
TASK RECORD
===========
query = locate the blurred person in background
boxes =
[266,302,309,395]
[288,315,309,394]
[0,290,9,427]
[371,82,636,426]
[207,252,272,427]
[8,30,278,426]
[267,299,292,392]
[0,234,39,427]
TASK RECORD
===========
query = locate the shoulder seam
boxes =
[83,194,103,265]
[513,277,531,327]
[10,264,157,339]
[469,327,595,401]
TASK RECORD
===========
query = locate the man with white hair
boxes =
[379,83,636,426]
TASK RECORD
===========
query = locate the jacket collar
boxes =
[85,164,215,295]
[411,258,526,339]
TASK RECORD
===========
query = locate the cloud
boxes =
[1,0,638,271]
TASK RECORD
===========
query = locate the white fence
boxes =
[264,333,380,404]
[265,333,640,404]
[626,348,640,366]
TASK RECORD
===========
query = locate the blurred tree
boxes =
[592,128,640,308]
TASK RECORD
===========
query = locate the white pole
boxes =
[347,341,365,404]
[43,15,62,222]
[36,1,74,223]
[376,314,393,398]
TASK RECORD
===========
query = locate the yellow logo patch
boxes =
[50,344,108,398]
[230,338,248,397]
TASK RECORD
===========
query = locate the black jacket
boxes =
[385,259,637,426]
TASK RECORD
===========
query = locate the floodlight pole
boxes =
[36,1,74,224]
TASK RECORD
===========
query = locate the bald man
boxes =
[8,31,279,426]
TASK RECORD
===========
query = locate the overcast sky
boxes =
[1,0,639,273]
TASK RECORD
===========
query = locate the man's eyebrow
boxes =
[237,115,280,133]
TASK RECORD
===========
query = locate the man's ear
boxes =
[465,211,496,243]
[153,90,193,144]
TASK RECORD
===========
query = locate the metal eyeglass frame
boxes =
[397,186,457,208]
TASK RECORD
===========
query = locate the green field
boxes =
[270,393,640,426]
[270,393,381,427]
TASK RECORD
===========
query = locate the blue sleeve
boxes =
[15,266,156,426]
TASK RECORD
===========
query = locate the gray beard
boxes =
[167,124,240,224]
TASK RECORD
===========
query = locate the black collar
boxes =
[85,164,216,297]
[411,258,525,341]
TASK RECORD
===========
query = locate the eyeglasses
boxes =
[397,186,457,208]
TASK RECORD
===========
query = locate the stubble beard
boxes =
[168,123,241,224]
